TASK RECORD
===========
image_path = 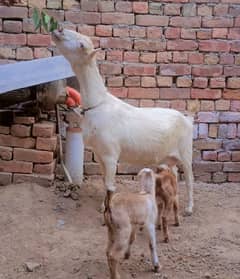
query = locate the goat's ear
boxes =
[88,48,101,60]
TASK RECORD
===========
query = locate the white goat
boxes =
[104,168,160,279]
[52,29,194,215]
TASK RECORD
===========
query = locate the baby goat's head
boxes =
[138,168,155,195]
[52,28,97,66]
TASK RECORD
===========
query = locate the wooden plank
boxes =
[0,55,75,95]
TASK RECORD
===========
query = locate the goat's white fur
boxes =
[52,29,194,214]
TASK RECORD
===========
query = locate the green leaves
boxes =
[32,7,59,33]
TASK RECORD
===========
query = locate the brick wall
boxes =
[0,116,57,186]
[0,1,240,183]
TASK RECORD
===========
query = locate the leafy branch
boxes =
[32,8,59,33]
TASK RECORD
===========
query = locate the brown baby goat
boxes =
[155,164,180,243]
[104,168,160,279]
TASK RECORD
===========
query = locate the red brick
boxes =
[11,124,31,138]
[212,28,228,39]
[216,100,230,111]
[40,9,64,22]
[134,40,166,51]
[170,16,201,28]
[0,125,10,134]
[227,77,240,89]
[160,64,191,76]
[34,47,51,59]
[33,160,56,175]
[125,77,140,87]
[209,124,218,138]
[36,137,57,151]
[228,173,240,182]
[224,66,240,76]
[227,28,240,40]
[13,173,54,187]
[14,148,53,163]
[16,47,33,60]
[214,4,229,16]
[235,16,240,27]
[192,89,221,100]
[102,12,134,25]
[193,162,222,172]
[164,4,181,15]
[136,15,168,26]
[223,89,240,100]
[232,151,240,161]
[100,38,132,50]
[219,112,240,123]
[107,77,123,87]
[157,52,172,64]
[228,124,237,138]
[32,122,55,138]
[139,99,155,107]
[173,51,188,63]
[201,100,214,111]
[210,78,225,88]
[100,62,122,75]
[129,26,146,38]
[14,116,35,125]
[0,172,12,186]
[3,20,22,33]
[124,64,156,76]
[204,54,219,65]
[155,100,170,108]
[124,99,139,107]
[77,25,95,36]
[0,146,12,160]
[197,112,219,123]
[157,76,173,87]
[199,40,230,52]
[124,51,139,62]
[194,139,222,150]
[219,124,228,138]
[230,41,240,52]
[0,160,32,173]
[181,29,196,39]
[116,1,132,12]
[198,5,212,16]
[128,88,159,99]
[84,162,101,175]
[223,139,240,150]
[229,5,240,16]
[197,29,212,39]
[194,172,212,183]
[202,17,233,28]
[27,34,51,47]
[0,134,35,148]
[106,50,123,61]
[141,77,156,87]
[0,6,27,18]
[81,0,98,11]
[198,123,208,138]
[223,162,240,172]
[133,2,148,14]
[159,88,190,99]
[176,76,192,87]
[29,0,46,9]
[0,33,26,46]
[109,87,128,98]
[139,52,156,63]
[203,150,217,161]
[117,163,141,174]
[188,53,204,64]
[98,1,114,12]
[47,0,62,9]
[192,65,223,77]
[182,3,196,16]
[65,11,100,24]
[213,172,227,183]
[220,53,234,65]
[113,26,129,38]
[218,151,231,161]
[193,77,208,88]
[165,27,180,39]
[147,27,162,39]
[170,100,186,111]
[167,40,198,51]
[231,100,240,111]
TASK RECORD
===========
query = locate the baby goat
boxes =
[155,164,180,243]
[104,168,160,279]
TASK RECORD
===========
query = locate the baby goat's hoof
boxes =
[184,207,193,216]
[124,251,130,260]
[153,264,161,273]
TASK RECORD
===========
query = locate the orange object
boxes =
[66,86,81,107]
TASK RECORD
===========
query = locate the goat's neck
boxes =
[73,60,107,109]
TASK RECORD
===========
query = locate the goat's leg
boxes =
[173,195,180,226]
[162,200,173,243]
[157,202,163,230]
[146,223,160,272]
[182,160,194,216]
[124,228,136,260]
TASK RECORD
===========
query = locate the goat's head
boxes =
[52,28,98,66]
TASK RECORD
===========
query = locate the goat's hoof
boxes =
[153,264,161,273]
[164,237,169,243]
[184,207,193,216]
[124,252,130,260]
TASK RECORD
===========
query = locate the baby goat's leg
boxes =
[173,195,180,226]
[157,202,163,230]
[146,223,160,272]
[162,200,173,243]
[124,228,136,260]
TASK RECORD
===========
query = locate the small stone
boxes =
[24,262,41,272]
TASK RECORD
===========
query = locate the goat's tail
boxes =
[138,168,156,196]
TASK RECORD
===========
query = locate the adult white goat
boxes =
[52,29,194,215]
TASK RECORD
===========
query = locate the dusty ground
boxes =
[0,177,239,279]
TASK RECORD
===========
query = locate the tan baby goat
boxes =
[155,164,180,243]
[104,168,160,279]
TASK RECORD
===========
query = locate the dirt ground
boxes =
[0,177,239,279]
